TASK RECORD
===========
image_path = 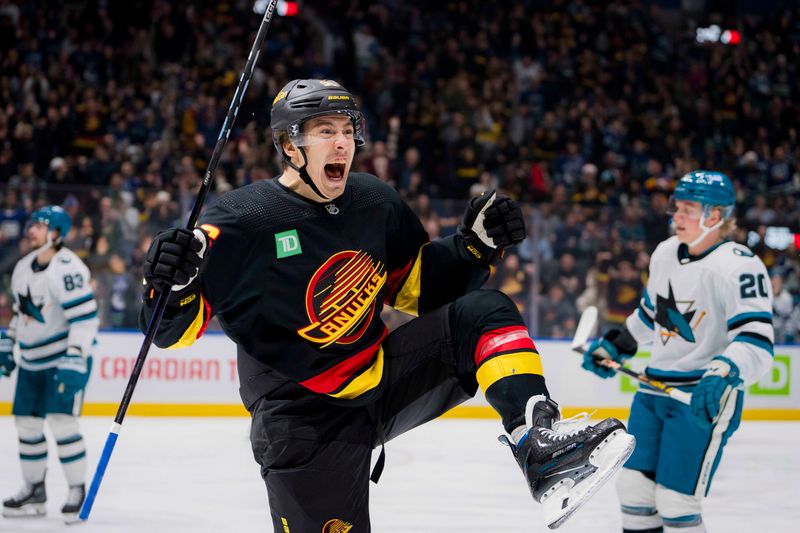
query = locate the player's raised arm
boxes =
[385,189,526,316]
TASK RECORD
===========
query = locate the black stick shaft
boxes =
[80,3,279,521]
[114,0,278,424]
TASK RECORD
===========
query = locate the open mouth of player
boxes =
[324,163,346,181]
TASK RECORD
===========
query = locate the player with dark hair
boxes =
[141,79,635,531]
[2,206,97,522]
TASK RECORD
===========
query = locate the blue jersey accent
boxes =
[68,311,98,323]
[732,333,774,356]
[62,293,95,310]
[19,330,69,350]
[727,312,773,330]
[642,291,654,311]
[637,308,654,329]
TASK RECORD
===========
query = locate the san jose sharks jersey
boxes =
[626,236,773,386]
[141,173,488,406]
[9,247,99,370]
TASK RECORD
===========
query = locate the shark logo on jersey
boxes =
[654,282,706,345]
[17,287,45,323]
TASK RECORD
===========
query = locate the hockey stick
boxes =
[79,0,280,521]
[571,306,692,405]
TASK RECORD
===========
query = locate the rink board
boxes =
[1,331,798,419]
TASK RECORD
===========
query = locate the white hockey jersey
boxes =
[626,236,774,386]
[9,247,98,370]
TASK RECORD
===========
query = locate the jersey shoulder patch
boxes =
[731,245,755,258]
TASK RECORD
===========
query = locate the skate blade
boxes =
[1,502,47,518]
[542,429,636,529]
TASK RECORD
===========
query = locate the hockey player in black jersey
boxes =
[140,79,635,530]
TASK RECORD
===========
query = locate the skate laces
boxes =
[540,411,595,441]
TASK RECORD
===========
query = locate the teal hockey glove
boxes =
[581,327,638,379]
[0,332,15,378]
[691,356,742,429]
[54,348,93,395]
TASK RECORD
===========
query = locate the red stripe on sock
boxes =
[475,325,537,365]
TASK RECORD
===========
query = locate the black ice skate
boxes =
[62,484,86,524]
[2,481,47,518]
[500,398,636,529]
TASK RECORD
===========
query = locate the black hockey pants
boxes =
[249,289,534,532]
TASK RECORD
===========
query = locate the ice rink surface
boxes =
[0,416,798,532]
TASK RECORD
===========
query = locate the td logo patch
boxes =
[275,229,302,258]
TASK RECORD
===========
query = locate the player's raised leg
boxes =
[451,289,635,528]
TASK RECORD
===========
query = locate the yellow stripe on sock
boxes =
[476,351,543,392]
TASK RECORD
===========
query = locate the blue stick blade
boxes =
[79,423,121,521]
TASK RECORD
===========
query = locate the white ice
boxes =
[0,417,798,532]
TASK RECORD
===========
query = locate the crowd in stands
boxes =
[1,0,799,341]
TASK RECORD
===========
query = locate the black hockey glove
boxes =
[144,228,209,292]
[458,190,526,266]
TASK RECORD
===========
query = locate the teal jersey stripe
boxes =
[19,330,69,350]
[21,350,67,365]
[62,293,95,310]
[663,514,702,527]
[19,435,46,445]
[621,505,658,516]
[642,291,654,311]
[733,333,774,356]
[727,312,773,330]
[59,451,87,464]
[646,368,705,380]
[56,434,83,446]
[20,452,48,461]
[638,308,655,330]
[68,310,97,323]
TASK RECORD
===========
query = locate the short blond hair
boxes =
[720,216,738,238]
[709,206,738,237]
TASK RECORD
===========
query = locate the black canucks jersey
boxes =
[141,173,488,405]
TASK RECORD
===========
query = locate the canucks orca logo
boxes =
[18,287,46,323]
[654,282,705,345]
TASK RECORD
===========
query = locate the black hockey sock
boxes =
[485,373,549,434]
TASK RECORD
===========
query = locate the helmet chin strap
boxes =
[284,146,330,201]
[33,230,56,260]
[687,212,724,248]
